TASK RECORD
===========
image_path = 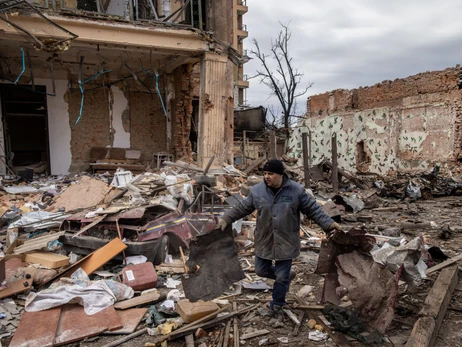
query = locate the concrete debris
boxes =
[0,157,461,346]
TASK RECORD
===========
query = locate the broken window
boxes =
[61,0,128,18]
[135,0,206,29]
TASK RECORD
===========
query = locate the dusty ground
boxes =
[7,196,462,347]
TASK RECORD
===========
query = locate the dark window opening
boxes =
[356,140,370,167]
[190,99,199,154]
[1,84,50,175]
[77,0,98,12]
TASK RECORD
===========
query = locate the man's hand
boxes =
[218,219,228,231]
[328,222,342,232]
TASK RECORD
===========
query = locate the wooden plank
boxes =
[292,311,304,337]
[164,161,204,172]
[292,304,325,310]
[426,254,462,275]
[54,304,122,345]
[283,308,300,325]
[302,132,310,188]
[61,238,127,278]
[103,308,148,335]
[233,302,239,347]
[9,307,62,347]
[241,329,270,340]
[155,266,185,274]
[331,133,338,193]
[24,252,69,269]
[405,265,458,347]
[222,320,232,347]
[0,277,32,299]
[324,160,368,190]
[244,157,265,175]
[114,292,162,310]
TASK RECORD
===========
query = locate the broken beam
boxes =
[324,160,368,190]
[426,254,462,275]
[405,265,458,347]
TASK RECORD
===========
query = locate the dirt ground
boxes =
[53,196,462,347]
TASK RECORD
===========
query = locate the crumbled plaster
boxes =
[289,108,448,174]
[290,103,455,175]
[110,85,130,148]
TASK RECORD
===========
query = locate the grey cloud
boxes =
[244,0,462,113]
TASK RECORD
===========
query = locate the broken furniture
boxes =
[90,147,144,174]
[151,152,174,170]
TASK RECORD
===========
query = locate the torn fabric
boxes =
[25,279,133,315]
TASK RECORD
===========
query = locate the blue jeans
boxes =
[254,256,292,309]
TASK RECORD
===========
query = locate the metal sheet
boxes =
[54,304,122,345]
[10,307,62,347]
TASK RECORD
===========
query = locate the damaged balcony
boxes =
[0,0,236,174]
[25,0,207,29]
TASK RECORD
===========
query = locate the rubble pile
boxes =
[0,159,461,347]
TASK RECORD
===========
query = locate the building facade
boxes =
[0,0,243,174]
[289,67,462,175]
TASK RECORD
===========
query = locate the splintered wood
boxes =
[405,265,458,347]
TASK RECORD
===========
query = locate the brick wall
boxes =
[129,90,167,163]
[171,64,194,160]
[308,67,461,115]
[67,83,110,171]
[67,77,168,171]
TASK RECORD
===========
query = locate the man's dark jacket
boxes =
[222,175,334,260]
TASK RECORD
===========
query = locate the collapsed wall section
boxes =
[290,67,462,175]
[66,76,167,172]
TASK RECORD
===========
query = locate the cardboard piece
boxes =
[9,307,62,347]
[54,304,122,345]
[24,252,70,269]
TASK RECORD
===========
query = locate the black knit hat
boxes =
[263,159,284,175]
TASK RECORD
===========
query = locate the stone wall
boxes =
[289,67,462,175]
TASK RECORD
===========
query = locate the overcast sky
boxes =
[244,0,462,115]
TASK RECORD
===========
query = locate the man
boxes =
[218,159,340,314]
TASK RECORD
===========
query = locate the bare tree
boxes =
[249,22,312,137]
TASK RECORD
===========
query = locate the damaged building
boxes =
[289,66,462,175]
[0,0,250,175]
